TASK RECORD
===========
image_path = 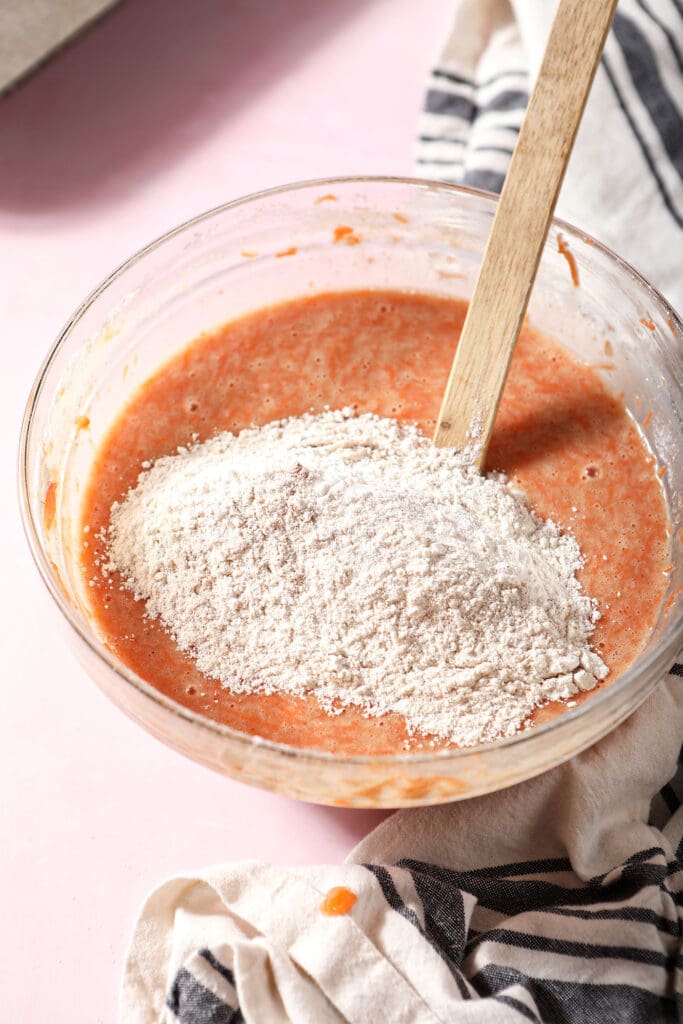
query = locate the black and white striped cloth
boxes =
[121,3,683,1020]
[416,0,683,315]
[122,676,683,1023]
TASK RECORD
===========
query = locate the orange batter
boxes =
[320,887,358,916]
[79,291,669,753]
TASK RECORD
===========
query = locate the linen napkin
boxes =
[121,1,683,1020]
[416,0,683,315]
[123,677,683,1023]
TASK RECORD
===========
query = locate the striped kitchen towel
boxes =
[122,674,683,1022]
[416,0,683,316]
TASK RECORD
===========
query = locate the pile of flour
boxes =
[104,409,608,747]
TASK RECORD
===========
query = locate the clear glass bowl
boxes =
[19,177,683,807]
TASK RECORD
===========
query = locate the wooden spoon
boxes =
[433,0,618,468]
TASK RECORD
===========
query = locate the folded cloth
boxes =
[123,676,683,1023]
[416,0,683,316]
[121,4,683,1020]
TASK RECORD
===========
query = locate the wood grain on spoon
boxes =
[433,0,618,468]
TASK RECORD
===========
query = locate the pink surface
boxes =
[1,1,453,1020]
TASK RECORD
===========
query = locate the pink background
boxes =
[1,2,453,1020]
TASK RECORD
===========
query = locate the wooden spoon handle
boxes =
[433,0,618,467]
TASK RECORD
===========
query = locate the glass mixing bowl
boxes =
[19,177,683,807]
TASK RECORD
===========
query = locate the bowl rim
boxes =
[17,173,683,767]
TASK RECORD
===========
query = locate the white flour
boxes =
[104,409,608,747]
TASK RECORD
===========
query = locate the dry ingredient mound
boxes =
[104,409,608,747]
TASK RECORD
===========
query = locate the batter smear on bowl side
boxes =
[81,291,669,753]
